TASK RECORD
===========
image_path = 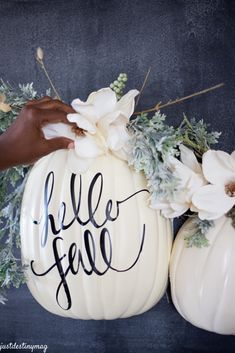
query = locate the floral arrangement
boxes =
[0,47,234,304]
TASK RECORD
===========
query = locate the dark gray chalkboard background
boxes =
[0,1,235,352]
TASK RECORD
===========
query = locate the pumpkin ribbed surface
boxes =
[170,216,235,334]
[21,151,172,319]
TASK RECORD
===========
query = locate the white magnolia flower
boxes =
[192,150,235,220]
[43,87,139,173]
[151,145,207,218]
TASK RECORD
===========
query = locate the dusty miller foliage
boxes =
[0,81,51,304]
[128,112,181,205]
[179,114,221,158]
[127,111,221,248]
[184,217,214,248]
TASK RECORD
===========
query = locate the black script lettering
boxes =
[33,172,149,247]
[31,225,145,310]
[31,171,149,310]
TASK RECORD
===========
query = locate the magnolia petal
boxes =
[170,156,206,195]
[150,198,188,218]
[231,150,235,161]
[168,156,197,186]
[173,191,190,205]
[185,172,207,199]
[67,149,93,174]
[67,113,96,134]
[150,202,169,210]
[150,201,177,218]
[170,201,188,211]
[112,142,132,161]
[86,88,117,117]
[202,150,235,185]
[190,203,200,213]
[74,135,102,159]
[97,111,121,137]
[107,127,121,151]
[161,204,188,218]
[192,184,235,220]
[197,210,224,220]
[71,98,99,122]
[113,115,129,126]
[107,125,130,151]
[161,208,176,218]
[112,148,128,161]
[42,122,75,140]
[180,145,202,174]
[154,153,206,219]
[116,89,139,118]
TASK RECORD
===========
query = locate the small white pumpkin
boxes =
[20,151,172,320]
[170,215,235,334]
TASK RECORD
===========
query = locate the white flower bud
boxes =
[36,47,44,61]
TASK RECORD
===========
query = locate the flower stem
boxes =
[36,59,62,101]
[134,83,224,115]
[135,67,151,109]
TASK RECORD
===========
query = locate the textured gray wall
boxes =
[0,1,235,352]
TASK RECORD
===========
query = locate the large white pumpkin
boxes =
[20,151,172,320]
[170,216,235,334]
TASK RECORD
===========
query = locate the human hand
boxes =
[0,96,78,170]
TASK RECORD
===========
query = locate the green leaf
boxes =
[180,114,221,157]
[184,217,214,248]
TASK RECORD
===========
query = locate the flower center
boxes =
[225,182,235,197]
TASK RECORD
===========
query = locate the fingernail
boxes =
[67,142,75,149]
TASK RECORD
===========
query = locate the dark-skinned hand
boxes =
[0,96,78,171]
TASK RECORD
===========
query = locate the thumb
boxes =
[46,137,74,153]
